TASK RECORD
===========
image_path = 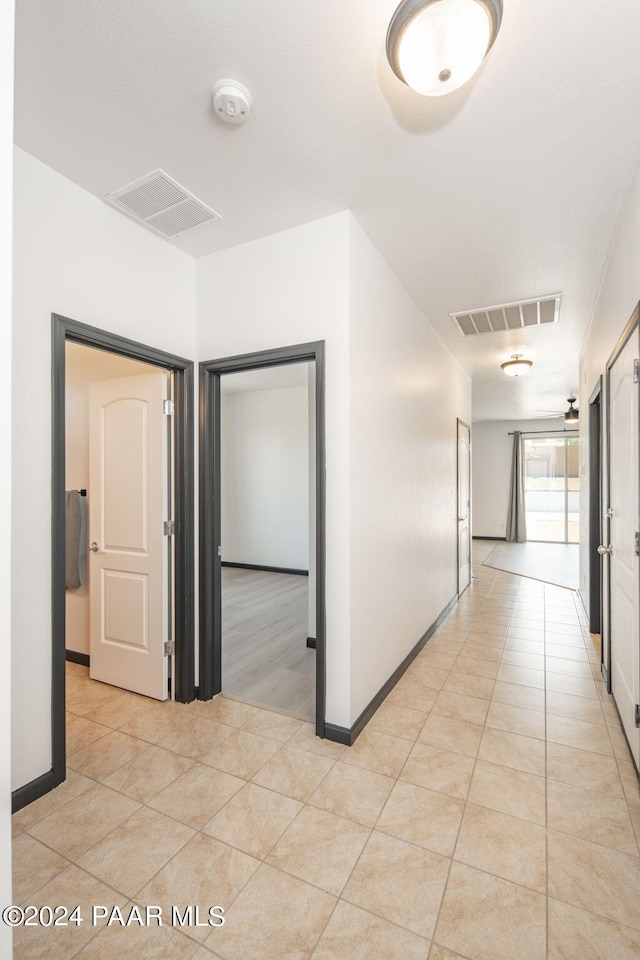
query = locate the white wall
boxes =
[65,344,155,655]
[11,165,483,793]
[221,384,309,570]
[1,1,14,946]
[197,211,471,728]
[579,156,640,629]
[12,148,196,791]
[348,217,471,720]
[197,212,351,726]
[472,418,567,538]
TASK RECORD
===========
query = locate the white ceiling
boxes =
[15,1,640,420]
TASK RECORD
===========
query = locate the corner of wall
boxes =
[1,2,14,951]
[346,216,469,725]
[11,147,198,793]
[193,212,353,730]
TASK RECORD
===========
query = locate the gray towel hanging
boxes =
[65,490,82,589]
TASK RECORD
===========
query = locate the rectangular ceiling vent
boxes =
[104,169,222,238]
[450,294,561,337]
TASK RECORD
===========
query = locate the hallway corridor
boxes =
[11,544,640,959]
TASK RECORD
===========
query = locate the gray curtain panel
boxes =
[65,489,82,589]
[505,431,527,543]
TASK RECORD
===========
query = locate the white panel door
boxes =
[608,329,640,768]
[89,372,169,700]
[458,420,471,595]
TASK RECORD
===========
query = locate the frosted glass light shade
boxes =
[500,355,533,377]
[387,0,503,97]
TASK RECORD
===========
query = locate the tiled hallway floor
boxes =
[11,543,640,959]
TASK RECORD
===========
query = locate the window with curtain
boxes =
[523,435,579,543]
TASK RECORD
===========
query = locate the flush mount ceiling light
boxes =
[565,398,579,424]
[386,0,503,96]
[500,354,533,377]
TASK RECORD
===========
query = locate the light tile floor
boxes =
[11,541,640,959]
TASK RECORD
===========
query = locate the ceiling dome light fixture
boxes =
[500,354,533,378]
[565,398,579,425]
[386,0,503,97]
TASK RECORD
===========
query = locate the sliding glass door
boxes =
[523,435,579,543]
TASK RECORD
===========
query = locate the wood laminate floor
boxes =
[222,567,315,721]
[483,541,579,590]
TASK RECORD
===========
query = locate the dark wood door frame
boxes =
[199,341,326,737]
[604,303,639,693]
[588,377,603,638]
[456,418,471,596]
[12,314,196,813]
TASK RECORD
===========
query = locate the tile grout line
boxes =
[426,567,517,954]
[340,565,516,952]
[15,553,640,955]
[25,692,359,943]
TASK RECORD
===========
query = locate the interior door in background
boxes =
[457,419,471,595]
[88,371,171,700]
[607,322,640,769]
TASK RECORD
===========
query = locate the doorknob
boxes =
[597,544,613,556]
[87,542,99,552]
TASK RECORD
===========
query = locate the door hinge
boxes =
[164,640,175,657]
[634,359,639,384]
[163,399,174,415]
[163,520,175,536]
[635,704,640,727]
[636,532,640,557]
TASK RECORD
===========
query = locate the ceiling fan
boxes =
[531,398,579,424]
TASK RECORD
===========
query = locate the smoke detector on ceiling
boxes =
[212,80,252,125]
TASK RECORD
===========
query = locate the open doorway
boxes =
[65,343,172,694]
[43,314,195,804]
[457,419,471,596]
[199,341,326,737]
[588,377,603,637]
[220,363,314,719]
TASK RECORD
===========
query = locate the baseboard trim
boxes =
[323,723,351,745]
[472,536,506,541]
[221,561,309,577]
[306,637,316,649]
[14,672,198,813]
[12,769,61,814]
[324,593,459,747]
[169,682,200,700]
[65,650,90,667]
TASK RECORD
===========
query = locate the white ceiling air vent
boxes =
[450,294,561,337]
[104,170,221,238]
